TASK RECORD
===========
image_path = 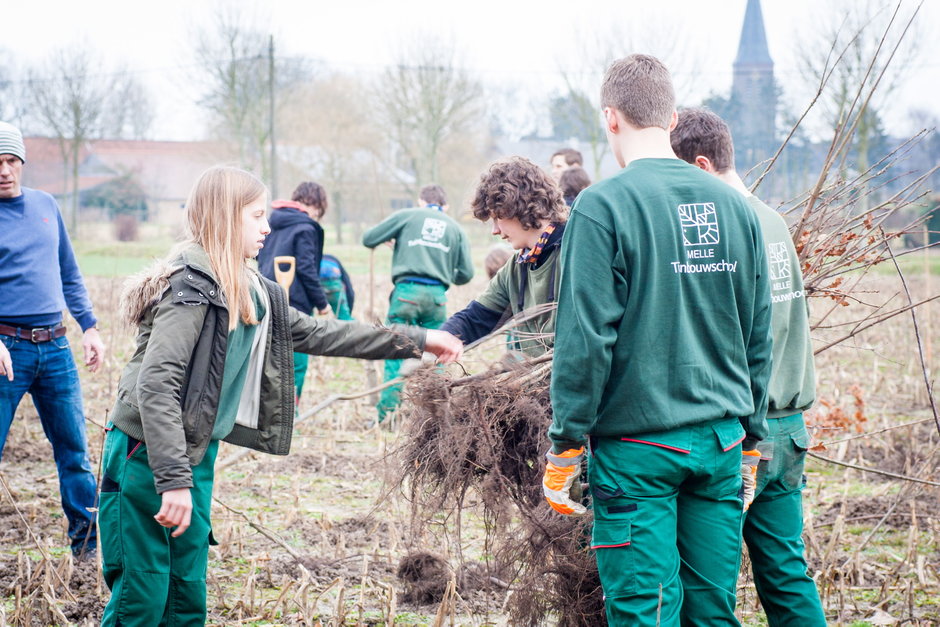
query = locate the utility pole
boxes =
[268,34,278,199]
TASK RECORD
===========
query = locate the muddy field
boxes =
[1,270,939,626]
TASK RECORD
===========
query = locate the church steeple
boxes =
[729,0,777,172]
[735,0,773,69]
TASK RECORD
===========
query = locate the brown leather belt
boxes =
[0,324,68,343]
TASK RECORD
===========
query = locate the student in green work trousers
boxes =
[542,55,773,626]
[672,107,826,627]
[98,166,463,626]
[362,184,474,421]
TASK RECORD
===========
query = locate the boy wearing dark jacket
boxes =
[257,182,330,400]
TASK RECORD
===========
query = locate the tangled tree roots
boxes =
[499,508,606,626]
[397,551,452,604]
[399,360,550,513]
[394,358,607,625]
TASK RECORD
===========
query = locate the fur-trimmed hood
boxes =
[119,243,221,326]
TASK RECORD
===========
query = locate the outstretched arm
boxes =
[362,213,402,248]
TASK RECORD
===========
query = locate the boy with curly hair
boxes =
[440,156,568,356]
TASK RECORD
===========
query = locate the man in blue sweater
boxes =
[0,121,106,559]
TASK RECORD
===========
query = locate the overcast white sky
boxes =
[4,0,938,140]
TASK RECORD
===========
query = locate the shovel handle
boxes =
[273,256,296,295]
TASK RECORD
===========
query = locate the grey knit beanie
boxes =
[0,122,26,163]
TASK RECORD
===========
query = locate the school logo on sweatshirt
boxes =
[671,202,737,275]
[421,218,447,242]
[767,240,804,302]
[408,217,452,252]
[678,202,719,246]
[768,242,791,284]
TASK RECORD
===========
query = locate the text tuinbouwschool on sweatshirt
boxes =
[747,195,815,418]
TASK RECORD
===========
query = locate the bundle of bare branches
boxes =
[752,2,940,442]
[754,3,938,356]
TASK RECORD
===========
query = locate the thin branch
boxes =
[212,495,303,560]
[813,294,940,354]
[819,416,934,446]
[883,228,940,437]
[807,452,940,486]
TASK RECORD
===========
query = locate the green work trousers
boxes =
[293,282,354,402]
[294,352,309,401]
[322,277,354,321]
[99,426,219,627]
[294,281,353,403]
[588,418,746,627]
[743,413,826,626]
[376,281,446,420]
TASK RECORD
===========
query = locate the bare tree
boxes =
[797,0,922,176]
[101,76,155,140]
[280,73,391,241]
[374,34,485,197]
[191,2,310,188]
[23,45,152,232]
[487,80,548,142]
[0,49,20,122]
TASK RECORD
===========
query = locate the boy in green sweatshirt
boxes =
[362,184,474,420]
[671,107,825,626]
[542,55,772,626]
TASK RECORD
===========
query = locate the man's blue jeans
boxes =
[0,334,98,554]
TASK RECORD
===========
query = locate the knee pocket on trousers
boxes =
[98,492,123,570]
[591,519,637,596]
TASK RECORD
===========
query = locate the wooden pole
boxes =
[268,34,278,199]
[924,222,932,370]
[366,248,379,402]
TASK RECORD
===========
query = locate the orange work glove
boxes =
[542,447,587,516]
[740,449,761,511]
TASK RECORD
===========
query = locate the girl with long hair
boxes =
[98,166,461,625]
